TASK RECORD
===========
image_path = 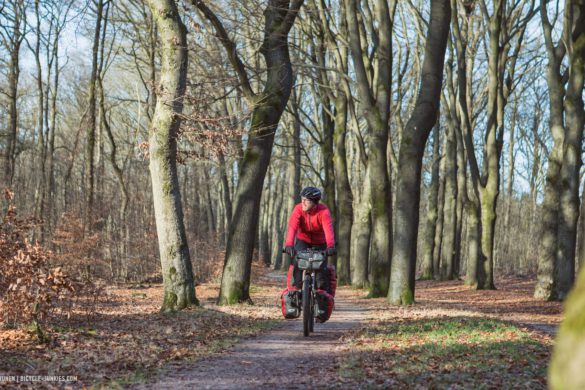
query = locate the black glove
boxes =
[285,246,296,257]
[326,247,337,256]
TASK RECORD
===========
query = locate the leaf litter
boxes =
[0,269,563,389]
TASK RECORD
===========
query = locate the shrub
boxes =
[0,190,74,340]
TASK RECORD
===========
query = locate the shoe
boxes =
[290,290,301,308]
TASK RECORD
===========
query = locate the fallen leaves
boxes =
[333,277,561,389]
[0,267,284,388]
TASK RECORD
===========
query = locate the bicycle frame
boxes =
[296,249,327,337]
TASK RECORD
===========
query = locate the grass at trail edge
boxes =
[337,317,551,389]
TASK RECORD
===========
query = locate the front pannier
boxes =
[315,289,334,323]
[281,288,300,319]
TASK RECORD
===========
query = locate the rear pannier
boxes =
[281,288,300,319]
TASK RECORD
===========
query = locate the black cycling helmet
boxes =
[300,186,321,202]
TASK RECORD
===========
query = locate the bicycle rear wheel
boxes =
[302,275,311,337]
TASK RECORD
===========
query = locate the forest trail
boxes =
[133,272,367,389]
[0,266,562,388]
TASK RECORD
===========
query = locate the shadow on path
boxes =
[133,282,366,389]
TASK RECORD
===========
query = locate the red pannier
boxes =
[281,288,300,319]
[315,289,334,323]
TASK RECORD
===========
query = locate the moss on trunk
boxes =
[549,267,585,389]
[146,0,197,312]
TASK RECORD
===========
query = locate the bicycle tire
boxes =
[309,297,314,332]
[302,275,311,337]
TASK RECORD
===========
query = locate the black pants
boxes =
[290,239,330,293]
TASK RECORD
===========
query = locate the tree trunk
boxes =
[351,168,371,288]
[47,17,63,234]
[388,0,450,305]
[271,175,286,270]
[441,118,458,280]
[333,93,353,285]
[281,105,301,271]
[474,0,505,291]
[367,115,392,297]
[433,154,446,279]
[465,199,482,287]
[579,184,585,269]
[549,265,585,389]
[4,1,24,187]
[420,125,441,280]
[346,0,395,297]
[259,179,271,266]
[32,0,46,229]
[478,185,497,289]
[321,95,337,231]
[454,122,467,276]
[502,105,517,266]
[535,0,585,300]
[208,0,303,304]
[218,152,232,226]
[86,0,104,229]
[146,0,197,311]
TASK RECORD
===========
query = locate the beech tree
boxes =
[193,0,304,304]
[534,0,585,301]
[388,0,450,305]
[0,0,26,186]
[549,265,585,388]
[346,0,396,297]
[145,0,198,311]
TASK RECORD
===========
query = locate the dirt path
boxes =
[134,274,367,389]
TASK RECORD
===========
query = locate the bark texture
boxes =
[388,0,450,305]
[346,0,396,297]
[146,0,198,311]
[420,125,441,280]
[194,0,304,304]
[549,266,585,389]
[350,168,371,289]
[333,93,353,285]
[535,0,585,301]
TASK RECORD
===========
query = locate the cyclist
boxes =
[283,186,336,321]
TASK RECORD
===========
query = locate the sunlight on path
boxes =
[132,278,367,389]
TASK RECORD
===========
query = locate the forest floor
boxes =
[0,263,562,389]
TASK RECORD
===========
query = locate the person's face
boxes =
[301,197,316,212]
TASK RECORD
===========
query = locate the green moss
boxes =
[243,149,259,164]
[227,283,244,304]
[557,268,585,336]
[218,281,250,305]
[548,267,585,389]
[368,262,389,298]
[162,180,172,195]
[401,288,415,305]
[161,290,178,312]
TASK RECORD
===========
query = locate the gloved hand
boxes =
[285,246,296,258]
[326,247,337,256]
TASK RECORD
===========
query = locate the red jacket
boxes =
[285,203,335,248]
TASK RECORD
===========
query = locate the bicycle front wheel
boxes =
[302,275,311,337]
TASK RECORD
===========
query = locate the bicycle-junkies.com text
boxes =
[0,375,78,383]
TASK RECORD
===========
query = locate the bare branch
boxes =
[190,0,256,103]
